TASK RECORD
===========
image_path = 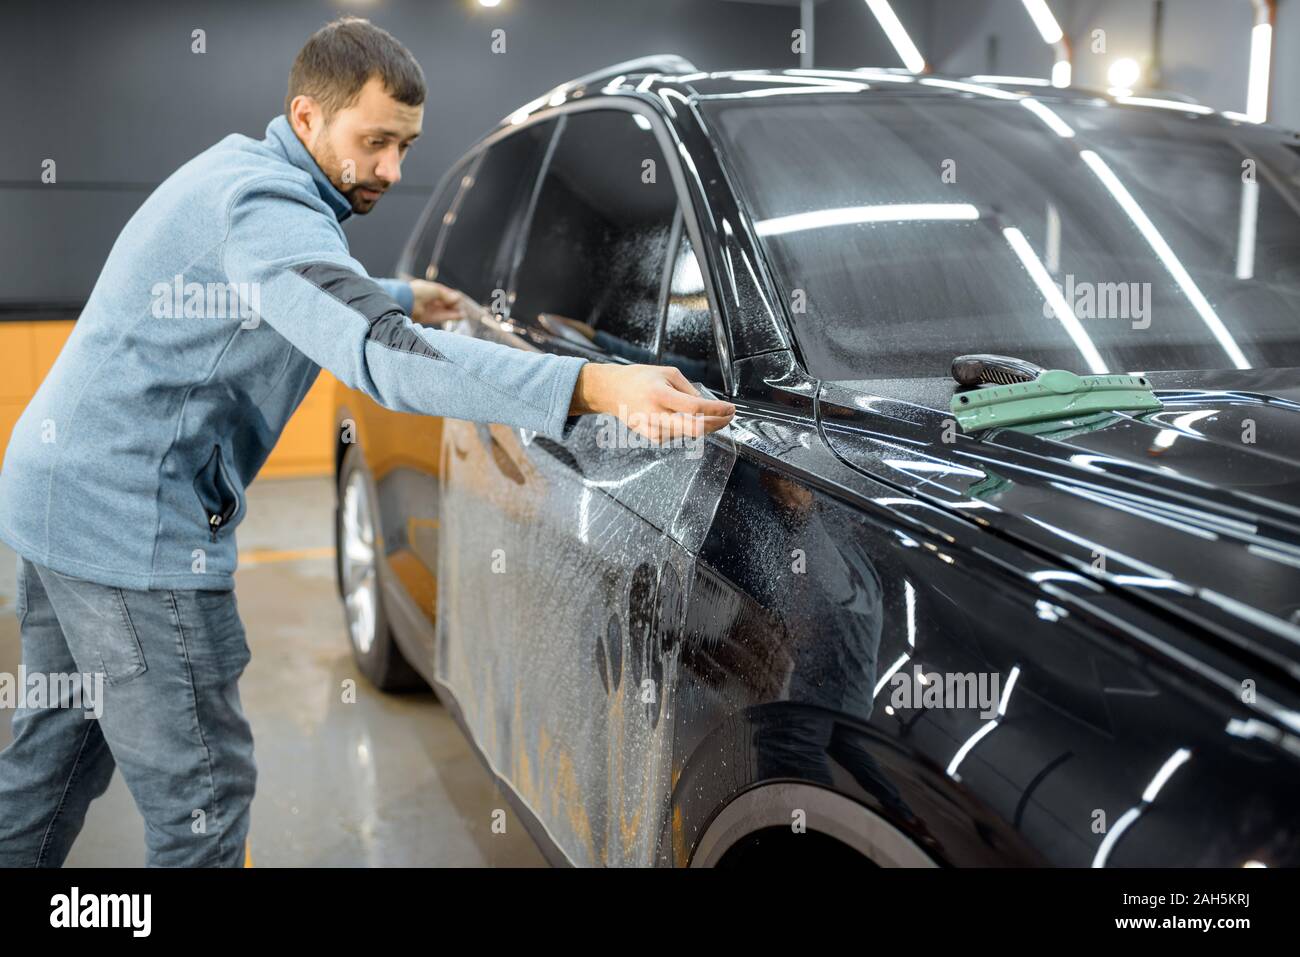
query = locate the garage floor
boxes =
[0,475,545,867]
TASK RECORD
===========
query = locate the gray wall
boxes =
[927,0,1053,77]
[811,0,932,70]
[1275,0,1300,129]
[4,0,1295,308]
[0,0,801,306]
[1062,0,1250,109]
[913,0,1296,122]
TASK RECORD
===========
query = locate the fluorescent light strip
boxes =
[1093,747,1192,867]
[1142,747,1193,802]
[1021,97,1075,137]
[1021,0,1064,44]
[852,69,915,83]
[946,720,999,778]
[1002,226,1108,373]
[874,652,910,698]
[1115,95,1214,115]
[718,86,867,100]
[1045,202,1061,272]
[1237,177,1259,280]
[970,74,1050,86]
[786,68,889,81]
[754,203,978,236]
[1052,59,1072,88]
[728,72,865,88]
[997,666,1022,717]
[921,76,1022,100]
[1092,807,1141,867]
[864,0,926,74]
[1079,150,1250,369]
[1247,23,1272,123]
[905,581,917,648]
[944,668,1019,779]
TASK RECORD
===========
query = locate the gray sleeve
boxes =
[222,177,586,439]
[373,277,414,314]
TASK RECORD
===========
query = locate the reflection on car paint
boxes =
[337,69,1300,867]
[436,406,736,865]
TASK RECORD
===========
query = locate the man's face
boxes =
[291,75,423,215]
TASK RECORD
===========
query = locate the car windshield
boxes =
[701,90,1300,381]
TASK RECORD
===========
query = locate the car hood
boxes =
[817,367,1300,681]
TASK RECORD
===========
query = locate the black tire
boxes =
[335,444,426,692]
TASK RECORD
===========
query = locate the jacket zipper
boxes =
[198,444,240,542]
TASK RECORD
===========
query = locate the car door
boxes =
[349,121,559,667]
[346,155,471,657]
[433,106,737,866]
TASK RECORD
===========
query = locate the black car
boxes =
[333,56,1300,867]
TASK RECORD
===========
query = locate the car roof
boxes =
[491,59,1275,135]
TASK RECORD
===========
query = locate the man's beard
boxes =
[314,132,387,214]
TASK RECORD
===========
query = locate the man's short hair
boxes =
[285,17,425,120]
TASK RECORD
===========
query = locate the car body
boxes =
[332,57,1300,866]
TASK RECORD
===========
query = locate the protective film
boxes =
[434,399,736,865]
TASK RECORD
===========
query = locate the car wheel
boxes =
[336,444,425,692]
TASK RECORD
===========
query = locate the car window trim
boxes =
[651,207,684,360]
[429,152,484,285]
[469,97,735,395]
[397,154,474,282]
[503,107,674,357]
[502,114,567,313]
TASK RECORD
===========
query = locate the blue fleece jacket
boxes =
[0,115,586,590]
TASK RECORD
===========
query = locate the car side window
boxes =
[659,228,724,389]
[436,119,557,307]
[401,158,471,282]
[510,110,678,363]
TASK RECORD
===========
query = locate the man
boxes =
[0,17,733,867]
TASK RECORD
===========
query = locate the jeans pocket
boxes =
[37,565,149,685]
[14,560,29,624]
[174,589,250,687]
[86,589,149,686]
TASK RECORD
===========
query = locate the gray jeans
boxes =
[0,557,255,866]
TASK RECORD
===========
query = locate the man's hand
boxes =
[571,363,735,442]
[409,279,467,326]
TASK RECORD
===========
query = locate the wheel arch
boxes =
[689,783,937,868]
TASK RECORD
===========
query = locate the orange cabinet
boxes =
[0,320,333,478]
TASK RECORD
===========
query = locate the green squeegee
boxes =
[950,362,1162,433]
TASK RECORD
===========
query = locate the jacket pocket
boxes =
[193,444,240,542]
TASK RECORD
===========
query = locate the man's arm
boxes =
[223,176,734,441]
[412,285,736,441]
[372,277,414,314]
[222,177,584,440]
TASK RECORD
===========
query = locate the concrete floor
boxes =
[0,475,545,867]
